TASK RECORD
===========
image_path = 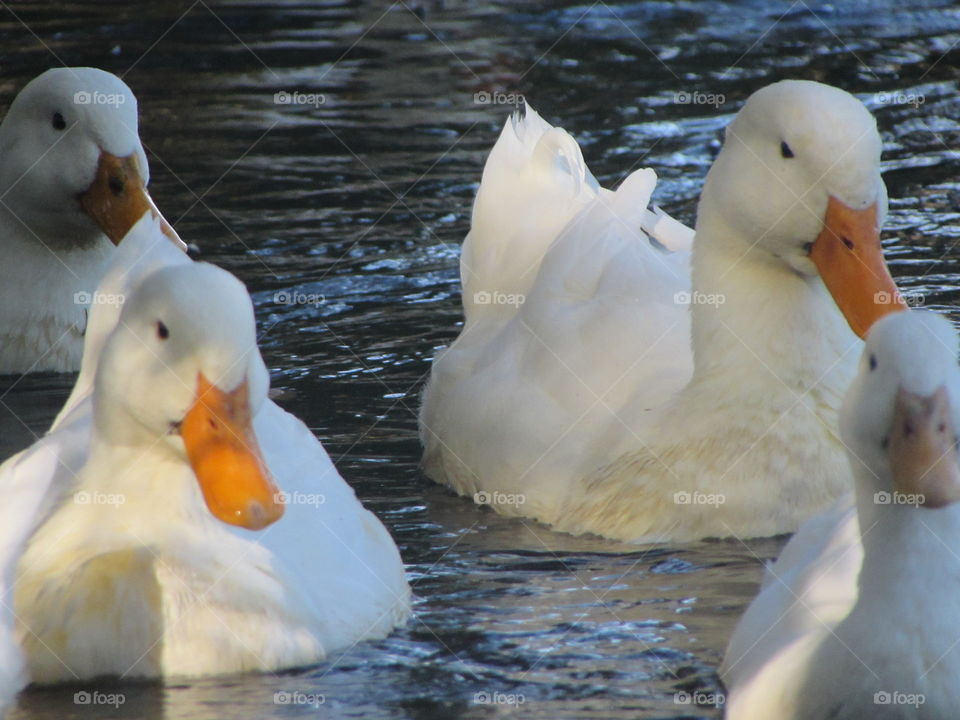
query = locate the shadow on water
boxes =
[2,1,960,718]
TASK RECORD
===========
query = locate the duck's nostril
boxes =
[108,175,124,196]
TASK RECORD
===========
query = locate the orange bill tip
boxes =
[809,196,907,339]
[180,373,283,530]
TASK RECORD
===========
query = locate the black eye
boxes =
[780,141,794,159]
[869,354,877,371]
[51,112,66,131]
[156,321,169,340]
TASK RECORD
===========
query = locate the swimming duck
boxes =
[420,81,906,543]
[0,67,182,374]
[722,310,960,719]
[4,229,409,682]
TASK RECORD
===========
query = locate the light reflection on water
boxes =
[1,1,960,718]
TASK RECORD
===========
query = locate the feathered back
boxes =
[461,105,600,324]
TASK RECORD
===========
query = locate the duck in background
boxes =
[722,310,960,719]
[420,80,907,543]
[0,215,409,686]
[0,67,183,374]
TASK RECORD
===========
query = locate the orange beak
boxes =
[78,151,187,251]
[888,385,960,509]
[180,373,283,530]
[809,196,907,338]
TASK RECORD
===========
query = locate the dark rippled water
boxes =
[2,1,960,718]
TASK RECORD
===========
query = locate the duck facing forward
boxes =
[0,67,182,374]
[722,310,960,719]
[7,259,409,683]
[421,80,906,543]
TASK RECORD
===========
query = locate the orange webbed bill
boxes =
[180,373,284,530]
[78,150,186,250]
[809,196,907,338]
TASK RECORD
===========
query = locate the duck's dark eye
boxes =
[780,141,794,159]
[51,112,66,131]
[156,321,169,340]
[869,354,877,371]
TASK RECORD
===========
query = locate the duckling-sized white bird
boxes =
[722,310,960,719]
[4,250,410,683]
[0,67,183,375]
[420,81,906,543]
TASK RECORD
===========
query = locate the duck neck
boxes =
[853,494,960,662]
[0,207,114,371]
[687,205,860,399]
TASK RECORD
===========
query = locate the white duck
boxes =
[420,80,906,543]
[721,310,960,719]
[0,67,182,375]
[2,234,409,683]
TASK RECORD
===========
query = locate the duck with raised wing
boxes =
[3,239,409,683]
[722,310,960,719]
[420,81,906,543]
[0,67,183,374]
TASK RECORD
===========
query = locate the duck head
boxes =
[93,263,283,530]
[0,67,183,250]
[841,311,960,509]
[701,80,905,337]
